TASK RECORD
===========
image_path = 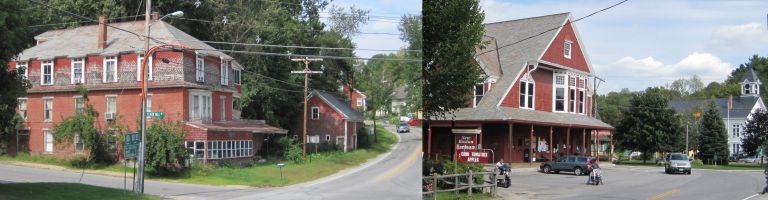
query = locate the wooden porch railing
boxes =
[422,170,497,200]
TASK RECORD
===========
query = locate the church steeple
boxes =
[741,67,761,97]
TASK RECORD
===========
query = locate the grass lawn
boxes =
[0,125,398,187]
[424,192,496,200]
[616,159,765,170]
[0,183,159,200]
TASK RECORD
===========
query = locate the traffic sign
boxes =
[145,112,164,118]
[124,133,140,159]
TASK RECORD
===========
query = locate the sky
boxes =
[324,0,421,60]
[479,0,768,93]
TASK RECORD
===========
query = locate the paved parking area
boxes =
[497,165,766,200]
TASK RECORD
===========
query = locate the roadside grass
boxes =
[616,159,765,170]
[0,125,397,187]
[0,183,159,200]
[424,192,496,200]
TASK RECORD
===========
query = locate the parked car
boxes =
[738,156,757,163]
[664,153,691,175]
[407,118,421,126]
[397,122,410,133]
[539,155,593,175]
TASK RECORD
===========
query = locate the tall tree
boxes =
[615,87,683,163]
[423,0,485,119]
[326,5,369,39]
[698,101,730,165]
[0,0,33,153]
[742,109,768,156]
[398,14,422,115]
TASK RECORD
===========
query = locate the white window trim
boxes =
[146,93,152,114]
[73,95,84,115]
[17,61,28,79]
[519,78,535,110]
[18,98,28,121]
[553,74,567,113]
[233,69,242,84]
[564,40,573,59]
[578,78,586,115]
[44,129,53,153]
[70,58,85,84]
[106,95,118,114]
[473,83,485,108]
[41,60,54,85]
[311,106,320,120]
[137,54,154,81]
[326,134,331,141]
[196,53,205,82]
[43,97,53,122]
[220,58,228,85]
[103,56,117,83]
[220,96,226,122]
[189,90,213,121]
[74,133,84,153]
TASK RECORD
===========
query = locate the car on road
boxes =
[397,122,410,133]
[738,156,757,163]
[664,153,691,174]
[539,155,593,175]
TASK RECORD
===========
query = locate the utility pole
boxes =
[137,0,150,193]
[291,57,323,160]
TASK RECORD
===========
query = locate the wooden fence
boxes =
[422,170,497,200]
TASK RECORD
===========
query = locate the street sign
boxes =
[145,112,164,118]
[124,133,140,159]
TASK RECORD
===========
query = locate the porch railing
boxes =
[422,170,497,200]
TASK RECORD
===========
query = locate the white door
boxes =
[44,130,53,153]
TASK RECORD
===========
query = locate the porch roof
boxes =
[434,107,613,130]
[186,120,287,134]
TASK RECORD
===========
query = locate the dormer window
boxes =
[519,75,535,109]
[564,40,572,59]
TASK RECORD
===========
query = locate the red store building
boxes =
[7,14,286,162]
[426,13,614,164]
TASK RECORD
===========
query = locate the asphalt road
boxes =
[499,165,766,200]
[0,123,423,200]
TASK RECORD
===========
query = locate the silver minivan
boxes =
[664,153,691,175]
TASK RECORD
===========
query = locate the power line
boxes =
[194,40,419,52]
[28,15,147,28]
[476,0,629,57]
[173,17,402,36]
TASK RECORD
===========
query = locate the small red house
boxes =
[7,13,286,162]
[426,13,614,164]
[340,84,367,111]
[298,90,365,152]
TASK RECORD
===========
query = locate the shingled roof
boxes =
[670,96,762,119]
[741,67,761,83]
[309,90,365,122]
[18,20,232,61]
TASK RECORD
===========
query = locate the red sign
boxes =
[454,133,489,163]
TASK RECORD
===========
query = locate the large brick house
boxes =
[7,14,286,162]
[298,90,365,152]
[426,13,614,164]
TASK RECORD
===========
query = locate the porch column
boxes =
[479,126,483,149]
[427,125,432,159]
[508,122,513,163]
[582,129,586,156]
[610,130,614,162]
[529,124,534,166]
[549,126,553,161]
[566,127,571,155]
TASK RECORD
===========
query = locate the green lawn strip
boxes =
[1,125,397,187]
[616,159,764,170]
[0,183,159,200]
[426,192,496,200]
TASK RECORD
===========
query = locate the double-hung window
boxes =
[71,58,84,84]
[145,94,152,113]
[43,97,53,122]
[137,54,153,81]
[233,69,241,84]
[220,59,228,85]
[554,74,566,112]
[564,40,572,59]
[42,60,54,85]
[311,106,320,119]
[106,96,117,115]
[569,77,576,113]
[578,79,585,114]
[519,78,534,109]
[189,90,213,122]
[220,96,226,121]
[196,53,205,82]
[18,98,27,121]
[74,96,85,115]
[474,83,484,107]
[103,56,117,83]
[17,61,28,79]
[44,129,53,153]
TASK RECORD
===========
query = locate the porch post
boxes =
[610,130,614,162]
[479,125,483,149]
[566,127,571,155]
[530,124,534,166]
[549,126,553,161]
[508,122,513,163]
[427,125,432,159]
[582,129,586,156]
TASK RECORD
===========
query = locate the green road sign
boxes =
[124,133,140,159]
[145,112,164,118]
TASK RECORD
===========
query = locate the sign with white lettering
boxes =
[454,133,489,163]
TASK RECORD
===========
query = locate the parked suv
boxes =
[664,153,691,174]
[539,155,593,175]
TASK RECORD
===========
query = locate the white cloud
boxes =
[707,23,768,54]
[370,21,397,31]
[597,52,732,93]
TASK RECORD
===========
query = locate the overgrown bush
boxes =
[216,159,235,168]
[190,160,215,176]
[423,159,446,176]
[357,127,371,149]
[261,135,290,159]
[444,161,484,185]
[284,139,304,164]
[53,89,115,164]
[145,119,186,175]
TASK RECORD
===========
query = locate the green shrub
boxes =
[67,154,91,168]
[145,119,186,175]
[216,159,235,168]
[191,160,215,176]
[443,161,484,185]
[284,139,304,164]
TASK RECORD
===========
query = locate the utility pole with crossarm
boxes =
[291,57,323,160]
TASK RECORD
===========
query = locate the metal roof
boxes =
[669,96,761,119]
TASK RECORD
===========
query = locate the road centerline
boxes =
[647,188,681,200]
[376,143,422,182]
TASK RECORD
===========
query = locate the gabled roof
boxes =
[741,67,761,83]
[476,13,571,108]
[18,20,232,61]
[309,90,365,122]
[669,96,761,119]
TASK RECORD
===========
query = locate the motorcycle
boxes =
[590,168,602,186]
[496,165,511,188]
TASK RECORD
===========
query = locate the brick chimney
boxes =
[97,15,107,49]
[151,12,160,21]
